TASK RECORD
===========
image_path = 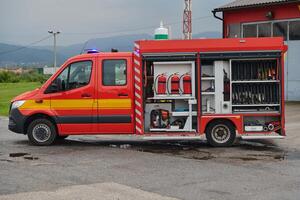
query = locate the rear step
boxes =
[241,135,285,140]
[142,135,204,141]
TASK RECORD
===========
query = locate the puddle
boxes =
[102,140,287,162]
[9,153,29,157]
[23,156,39,160]
[229,157,259,161]
[0,159,14,163]
[6,153,39,161]
[46,138,290,162]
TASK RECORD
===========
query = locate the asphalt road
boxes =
[0,103,300,200]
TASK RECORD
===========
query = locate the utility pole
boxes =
[183,0,192,40]
[48,30,60,71]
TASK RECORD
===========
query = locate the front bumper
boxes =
[8,108,26,134]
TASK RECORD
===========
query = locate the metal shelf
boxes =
[202,112,215,114]
[172,111,197,116]
[233,111,280,114]
[150,128,196,132]
[232,80,280,83]
[201,77,215,81]
[232,104,280,107]
[201,92,215,95]
[148,95,195,100]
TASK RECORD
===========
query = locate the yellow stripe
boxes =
[97,99,131,109]
[51,99,94,109]
[19,99,131,110]
[20,100,51,110]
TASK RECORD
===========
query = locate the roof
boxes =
[65,52,132,63]
[214,0,300,12]
[136,38,287,54]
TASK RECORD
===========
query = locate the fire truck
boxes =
[8,38,287,146]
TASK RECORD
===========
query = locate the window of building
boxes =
[102,59,127,86]
[289,21,300,40]
[68,61,92,90]
[258,23,272,37]
[228,24,241,38]
[243,24,257,38]
[273,21,288,40]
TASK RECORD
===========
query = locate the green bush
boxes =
[0,70,50,84]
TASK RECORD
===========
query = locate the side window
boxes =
[102,60,127,86]
[55,66,69,91]
[46,60,92,93]
[68,61,92,90]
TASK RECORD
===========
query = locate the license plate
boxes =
[245,126,263,132]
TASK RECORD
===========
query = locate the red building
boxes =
[213,0,300,100]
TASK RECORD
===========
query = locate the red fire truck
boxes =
[8,38,287,146]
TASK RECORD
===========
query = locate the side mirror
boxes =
[45,83,58,94]
[44,78,65,94]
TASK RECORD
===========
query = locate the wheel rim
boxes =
[211,125,231,144]
[32,124,51,143]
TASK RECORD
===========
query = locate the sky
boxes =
[0,0,231,46]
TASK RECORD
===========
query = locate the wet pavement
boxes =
[0,103,300,199]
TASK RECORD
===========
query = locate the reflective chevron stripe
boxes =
[134,43,143,134]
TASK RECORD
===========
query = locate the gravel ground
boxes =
[0,103,299,200]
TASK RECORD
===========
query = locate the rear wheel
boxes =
[206,120,236,147]
[27,119,57,146]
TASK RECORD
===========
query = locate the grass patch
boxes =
[0,82,41,116]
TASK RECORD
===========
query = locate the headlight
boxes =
[11,100,26,110]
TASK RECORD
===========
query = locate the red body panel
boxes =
[137,38,287,53]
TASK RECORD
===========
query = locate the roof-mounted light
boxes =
[85,49,99,54]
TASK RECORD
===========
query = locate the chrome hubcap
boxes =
[32,124,51,143]
[212,125,230,143]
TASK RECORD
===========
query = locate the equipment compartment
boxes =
[230,59,281,113]
[201,60,231,114]
[144,59,198,132]
[243,116,281,133]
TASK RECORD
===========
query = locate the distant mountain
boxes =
[193,31,222,38]
[0,43,65,67]
[60,33,153,58]
[0,32,221,67]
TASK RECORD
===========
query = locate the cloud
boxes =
[0,0,231,45]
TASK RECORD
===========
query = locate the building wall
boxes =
[43,67,56,75]
[223,3,300,37]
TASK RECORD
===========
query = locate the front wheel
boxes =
[206,120,236,147]
[27,119,57,146]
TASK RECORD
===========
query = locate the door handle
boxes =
[81,93,92,98]
[118,93,128,97]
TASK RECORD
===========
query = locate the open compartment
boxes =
[230,58,281,113]
[200,60,231,114]
[143,58,198,133]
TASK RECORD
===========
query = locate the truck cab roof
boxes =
[68,52,132,61]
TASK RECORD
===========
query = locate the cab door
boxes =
[46,58,97,135]
[97,56,134,134]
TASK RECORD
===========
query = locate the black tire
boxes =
[27,118,57,146]
[206,120,236,147]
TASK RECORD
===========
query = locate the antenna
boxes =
[183,0,192,40]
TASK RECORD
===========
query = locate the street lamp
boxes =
[48,30,60,71]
